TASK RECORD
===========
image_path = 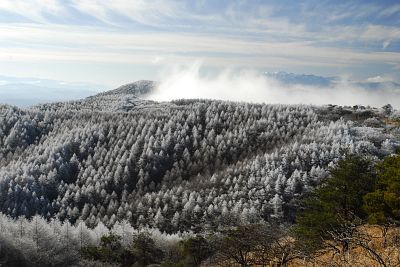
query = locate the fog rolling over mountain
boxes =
[149,68,400,108]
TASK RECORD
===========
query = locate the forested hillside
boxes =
[1,85,399,236]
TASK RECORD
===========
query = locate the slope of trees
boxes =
[0,98,399,233]
[0,94,400,266]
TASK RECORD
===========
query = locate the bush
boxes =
[81,233,135,266]
[130,232,164,266]
[211,223,297,266]
[0,238,29,267]
[181,235,213,266]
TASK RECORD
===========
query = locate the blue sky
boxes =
[0,0,399,87]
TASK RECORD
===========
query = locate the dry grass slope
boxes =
[290,225,400,267]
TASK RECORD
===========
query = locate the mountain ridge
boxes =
[93,80,157,98]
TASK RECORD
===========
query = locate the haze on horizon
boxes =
[0,0,399,107]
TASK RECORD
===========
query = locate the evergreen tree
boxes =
[295,155,376,253]
[363,153,400,224]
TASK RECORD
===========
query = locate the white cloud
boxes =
[2,0,398,46]
[0,0,65,22]
[151,56,164,64]
[71,0,184,26]
[366,75,393,83]
[0,1,399,85]
[0,24,399,69]
[366,76,384,83]
[70,0,110,24]
[149,63,400,108]
[0,1,399,49]
[383,40,391,49]
[378,4,400,18]
[360,25,400,41]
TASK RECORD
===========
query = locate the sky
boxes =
[0,0,399,88]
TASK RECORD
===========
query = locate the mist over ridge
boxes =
[147,63,400,108]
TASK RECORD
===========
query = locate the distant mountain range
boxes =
[356,81,400,90]
[0,75,107,107]
[264,71,400,90]
[264,71,337,87]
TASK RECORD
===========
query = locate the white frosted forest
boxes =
[0,84,399,265]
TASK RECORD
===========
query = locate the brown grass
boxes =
[289,225,400,267]
[383,118,400,127]
[205,225,400,267]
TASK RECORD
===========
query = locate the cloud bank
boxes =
[148,63,400,108]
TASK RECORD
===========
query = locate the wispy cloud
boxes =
[378,4,400,18]
[1,24,399,69]
[71,0,184,27]
[383,40,391,50]
[0,0,399,84]
[0,0,65,22]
